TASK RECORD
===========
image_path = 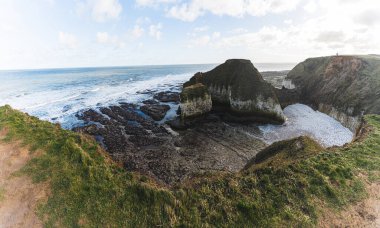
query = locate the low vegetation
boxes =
[0,187,5,202]
[0,104,379,227]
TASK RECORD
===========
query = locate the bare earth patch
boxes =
[0,130,48,228]
[318,174,380,228]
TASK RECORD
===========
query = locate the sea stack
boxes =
[181,59,285,123]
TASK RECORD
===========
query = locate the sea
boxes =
[0,62,354,147]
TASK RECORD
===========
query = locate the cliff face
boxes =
[179,83,212,119]
[285,55,380,131]
[183,59,285,123]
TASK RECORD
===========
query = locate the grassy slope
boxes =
[0,105,380,227]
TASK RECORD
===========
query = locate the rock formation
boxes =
[283,55,380,131]
[140,104,170,121]
[75,101,266,184]
[179,83,212,119]
[182,59,285,123]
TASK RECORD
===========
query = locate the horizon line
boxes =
[0,61,298,72]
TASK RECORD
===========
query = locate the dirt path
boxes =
[318,175,380,227]
[0,130,48,228]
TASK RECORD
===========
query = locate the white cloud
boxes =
[355,10,380,26]
[96,32,125,48]
[189,35,211,46]
[212,32,221,39]
[315,31,345,43]
[131,25,145,38]
[93,0,122,22]
[59,32,78,49]
[96,32,109,43]
[136,0,177,7]
[77,0,122,22]
[215,26,283,49]
[303,0,318,13]
[194,26,209,32]
[136,17,151,24]
[210,0,380,59]
[229,28,249,34]
[149,23,163,40]
[166,0,302,21]
[188,31,221,47]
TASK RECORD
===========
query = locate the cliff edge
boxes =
[282,55,380,131]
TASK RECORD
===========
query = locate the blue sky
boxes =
[0,0,379,70]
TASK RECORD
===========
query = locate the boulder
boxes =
[183,59,285,123]
[140,104,170,121]
[179,83,212,119]
[154,91,180,103]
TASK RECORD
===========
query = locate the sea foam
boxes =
[259,104,354,147]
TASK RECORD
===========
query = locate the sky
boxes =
[0,0,379,70]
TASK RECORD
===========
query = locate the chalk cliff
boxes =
[182,59,285,123]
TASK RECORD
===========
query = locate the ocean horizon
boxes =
[0,62,297,72]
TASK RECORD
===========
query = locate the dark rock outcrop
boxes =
[284,55,380,131]
[75,102,267,184]
[182,59,285,123]
[140,104,170,121]
[179,83,212,119]
[275,87,301,108]
[142,99,159,105]
[154,91,180,103]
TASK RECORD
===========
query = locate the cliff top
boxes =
[180,83,209,102]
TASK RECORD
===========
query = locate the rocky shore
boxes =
[74,90,267,184]
[74,59,288,184]
[73,56,373,184]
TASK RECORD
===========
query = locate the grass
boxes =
[0,104,380,227]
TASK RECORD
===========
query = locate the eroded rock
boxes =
[183,59,285,123]
[179,83,212,119]
[140,104,170,121]
[154,91,180,103]
[285,55,380,131]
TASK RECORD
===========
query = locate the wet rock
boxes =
[119,102,137,110]
[140,104,170,121]
[62,105,72,113]
[74,124,100,135]
[136,89,159,95]
[166,118,187,130]
[75,101,267,185]
[154,91,180,103]
[142,99,159,105]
